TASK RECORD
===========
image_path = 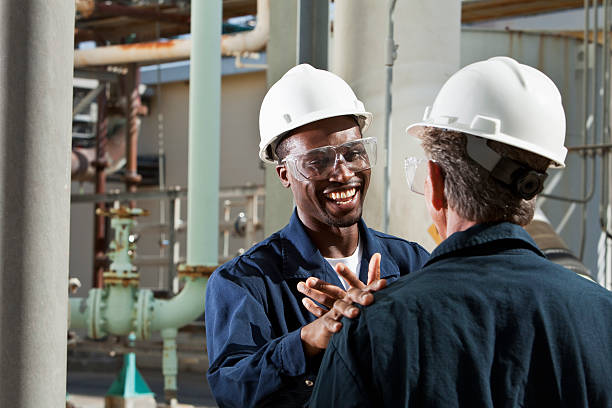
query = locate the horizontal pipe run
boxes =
[567,143,612,151]
[71,187,186,203]
[73,0,269,68]
[74,39,192,68]
[70,185,264,203]
[69,297,88,329]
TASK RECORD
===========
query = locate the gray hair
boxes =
[419,127,551,226]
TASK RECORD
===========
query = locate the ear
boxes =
[276,164,291,188]
[428,161,446,211]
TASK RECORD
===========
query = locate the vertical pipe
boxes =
[383,0,397,233]
[186,0,221,266]
[602,0,610,229]
[246,194,256,249]
[161,327,179,402]
[124,64,142,207]
[579,0,590,259]
[334,0,460,240]
[263,0,298,237]
[0,1,74,406]
[167,196,177,292]
[93,87,108,288]
[605,0,612,285]
[297,0,329,69]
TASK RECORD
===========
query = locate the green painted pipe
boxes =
[151,277,207,331]
[161,328,179,399]
[186,0,221,267]
[69,2,222,401]
[69,297,88,329]
[105,285,137,335]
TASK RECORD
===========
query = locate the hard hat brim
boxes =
[406,122,567,168]
[259,111,373,164]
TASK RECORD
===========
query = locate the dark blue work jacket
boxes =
[311,222,612,408]
[205,210,429,408]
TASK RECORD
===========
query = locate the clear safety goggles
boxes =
[404,157,431,195]
[283,137,377,181]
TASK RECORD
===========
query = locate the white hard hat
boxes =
[258,64,373,164]
[406,56,567,168]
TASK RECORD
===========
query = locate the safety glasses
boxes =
[283,137,377,181]
[404,157,430,195]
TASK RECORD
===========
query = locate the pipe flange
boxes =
[177,264,217,279]
[103,271,139,287]
[86,288,108,339]
[134,289,154,340]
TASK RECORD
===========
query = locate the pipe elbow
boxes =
[220,0,269,56]
[150,277,207,332]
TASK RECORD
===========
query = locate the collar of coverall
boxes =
[279,209,400,282]
[423,222,545,269]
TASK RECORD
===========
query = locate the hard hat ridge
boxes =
[407,56,567,168]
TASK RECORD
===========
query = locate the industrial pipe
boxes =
[69,277,206,337]
[186,0,221,266]
[70,1,222,402]
[220,0,269,56]
[383,0,398,233]
[527,209,593,280]
[73,0,269,68]
[0,1,74,406]
[151,278,207,331]
[75,0,94,18]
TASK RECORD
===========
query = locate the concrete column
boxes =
[333,0,460,249]
[186,0,221,266]
[264,0,330,235]
[0,1,74,406]
[263,0,300,236]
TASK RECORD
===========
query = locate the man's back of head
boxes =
[310,57,612,408]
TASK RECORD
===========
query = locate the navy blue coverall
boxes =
[310,222,612,408]
[205,211,429,407]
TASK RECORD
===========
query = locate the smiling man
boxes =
[205,64,429,407]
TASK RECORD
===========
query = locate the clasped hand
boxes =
[298,253,387,356]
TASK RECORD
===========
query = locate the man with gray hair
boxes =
[310,57,612,407]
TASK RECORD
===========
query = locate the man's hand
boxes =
[298,253,388,356]
[300,302,359,356]
[297,253,386,317]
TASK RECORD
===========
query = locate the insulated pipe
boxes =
[74,39,192,68]
[73,0,269,68]
[0,1,74,406]
[221,0,269,56]
[186,0,221,266]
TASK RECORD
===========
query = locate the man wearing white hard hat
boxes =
[205,64,429,407]
[310,57,612,407]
